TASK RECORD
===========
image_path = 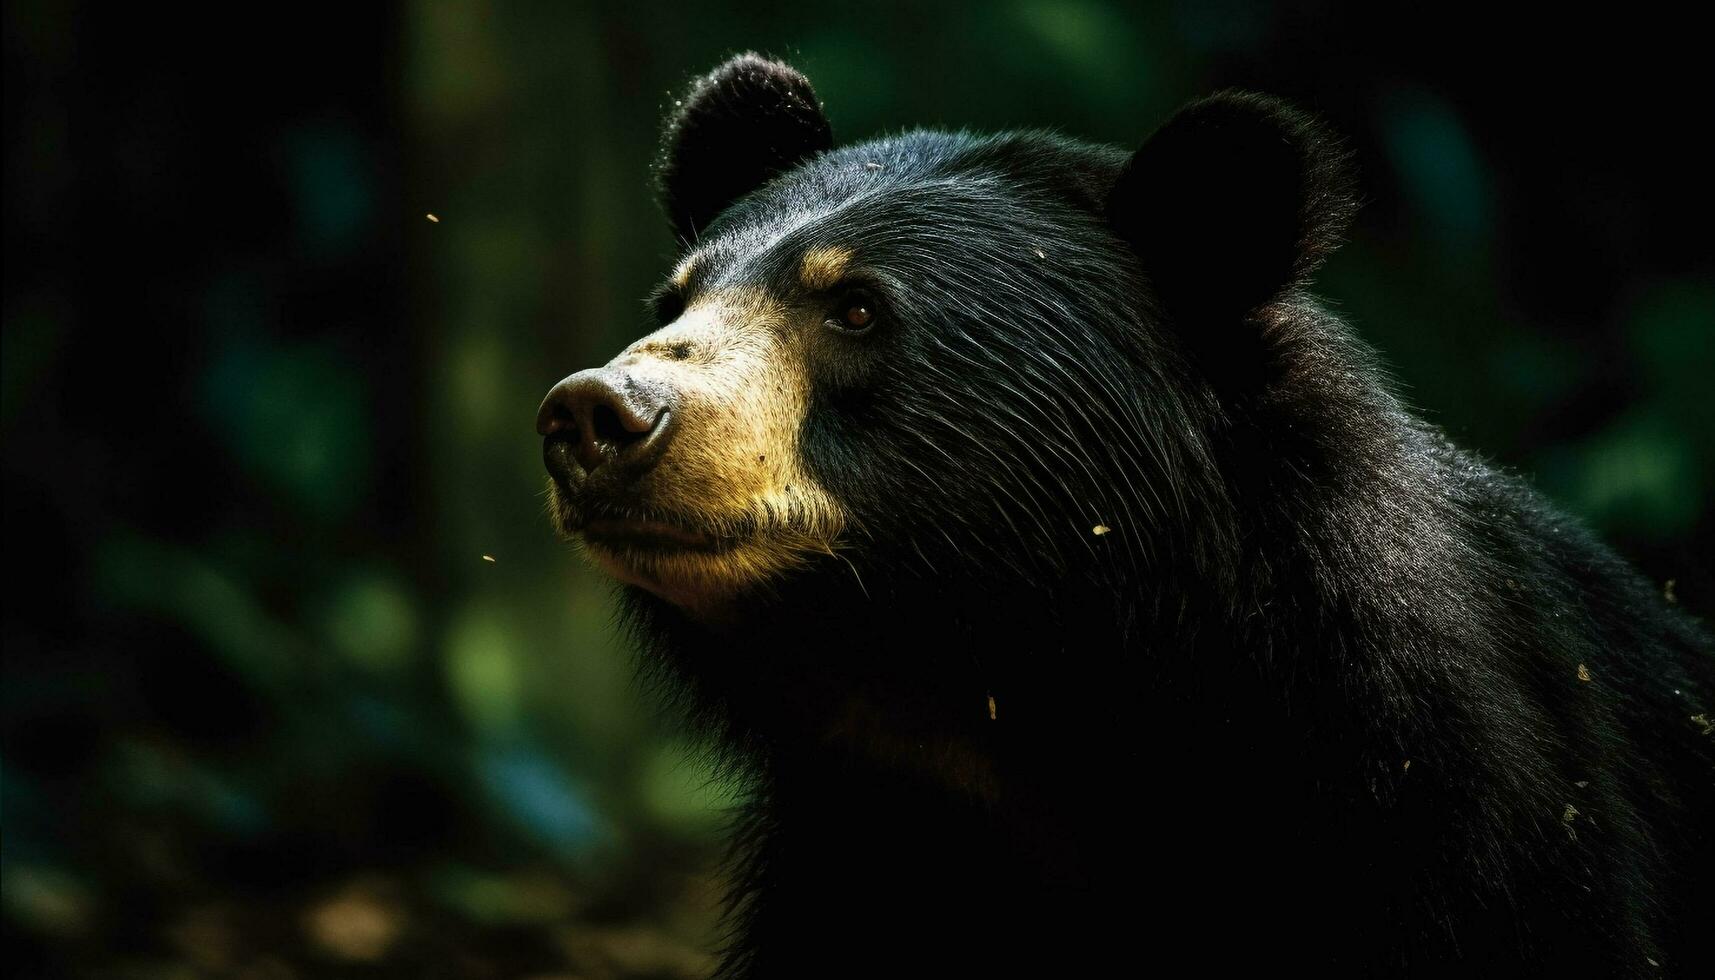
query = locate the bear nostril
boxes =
[545,399,578,437]
[591,402,642,452]
[579,398,661,472]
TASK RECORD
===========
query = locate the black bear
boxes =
[537,54,1714,977]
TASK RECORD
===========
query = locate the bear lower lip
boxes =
[581,517,732,553]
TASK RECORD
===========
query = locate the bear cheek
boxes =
[643,314,805,512]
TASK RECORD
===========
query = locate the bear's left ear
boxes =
[656,53,834,245]
[1106,91,1355,329]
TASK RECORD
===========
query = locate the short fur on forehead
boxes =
[656,53,834,246]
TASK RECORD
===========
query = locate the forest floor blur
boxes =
[11,860,724,979]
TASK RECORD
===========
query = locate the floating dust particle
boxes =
[1664,579,1677,604]
[1576,663,1591,682]
[425,213,439,223]
[1692,713,1713,736]
[1091,524,1111,536]
[987,694,997,721]
[481,555,496,563]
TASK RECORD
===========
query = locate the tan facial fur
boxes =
[575,288,845,611]
[668,251,701,290]
[797,245,853,292]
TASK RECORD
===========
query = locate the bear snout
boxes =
[537,367,677,486]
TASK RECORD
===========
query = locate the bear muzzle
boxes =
[536,298,847,609]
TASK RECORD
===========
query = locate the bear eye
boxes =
[826,293,878,334]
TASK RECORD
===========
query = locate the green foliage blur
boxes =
[3,1,1710,976]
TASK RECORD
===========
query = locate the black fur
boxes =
[656,53,834,246]
[631,58,1715,977]
[1108,90,1358,393]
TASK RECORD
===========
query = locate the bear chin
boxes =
[565,508,814,617]
[577,535,749,614]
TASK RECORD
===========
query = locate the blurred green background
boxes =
[4,2,1711,977]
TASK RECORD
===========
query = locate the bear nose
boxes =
[537,368,676,479]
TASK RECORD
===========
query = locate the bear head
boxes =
[538,53,1355,632]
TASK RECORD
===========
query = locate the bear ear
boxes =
[655,54,834,245]
[1106,91,1356,329]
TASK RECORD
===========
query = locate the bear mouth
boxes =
[547,483,817,612]
[557,494,746,555]
[572,506,757,612]
[580,513,737,554]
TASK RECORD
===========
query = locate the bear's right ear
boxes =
[1106,91,1355,333]
[655,54,834,246]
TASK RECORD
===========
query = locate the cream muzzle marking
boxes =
[565,289,845,609]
